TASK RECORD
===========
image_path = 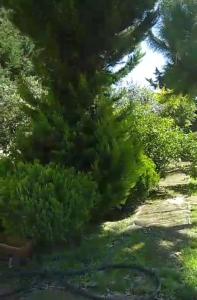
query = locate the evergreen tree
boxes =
[1,1,158,211]
[3,1,157,114]
[148,0,197,95]
[2,0,157,166]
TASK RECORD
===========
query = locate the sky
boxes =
[120,40,167,88]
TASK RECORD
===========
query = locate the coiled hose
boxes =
[0,263,161,299]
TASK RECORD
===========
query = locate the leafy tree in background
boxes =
[128,103,184,173]
[0,9,46,153]
[0,8,30,152]
[117,87,197,173]
[155,90,196,131]
[149,0,197,96]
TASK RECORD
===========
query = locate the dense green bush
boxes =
[0,160,99,242]
[119,88,197,174]
[155,90,196,131]
[14,95,153,217]
[181,133,197,179]
[91,99,147,214]
[133,155,160,199]
[0,8,46,153]
[180,133,197,162]
[128,103,184,173]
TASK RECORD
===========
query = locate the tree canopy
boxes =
[1,1,157,165]
[149,0,197,95]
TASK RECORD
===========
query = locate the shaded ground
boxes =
[1,170,197,299]
[40,171,197,299]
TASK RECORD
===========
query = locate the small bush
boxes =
[179,133,197,178]
[180,133,197,162]
[0,160,99,242]
[127,155,159,203]
[190,164,197,179]
[135,155,159,197]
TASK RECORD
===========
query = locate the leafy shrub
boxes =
[179,133,197,178]
[180,132,197,162]
[0,160,99,242]
[91,99,145,214]
[190,164,197,179]
[155,90,196,131]
[126,154,159,205]
[134,155,159,198]
[128,103,184,173]
[118,88,197,174]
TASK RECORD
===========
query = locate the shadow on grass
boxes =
[149,189,174,201]
[101,188,176,222]
[39,220,197,300]
[168,183,193,196]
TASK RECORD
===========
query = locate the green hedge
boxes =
[0,160,100,242]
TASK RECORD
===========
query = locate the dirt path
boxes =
[100,170,197,299]
[133,172,191,229]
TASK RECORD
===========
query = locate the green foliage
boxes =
[180,133,197,162]
[118,88,197,174]
[132,155,159,199]
[129,103,184,173]
[1,0,157,161]
[3,1,156,92]
[0,160,99,242]
[13,90,160,216]
[190,164,197,179]
[91,99,144,213]
[155,90,197,131]
[0,73,24,151]
[149,0,197,95]
[0,8,34,76]
[180,133,197,179]
[0,8,46,153]
[0,2,160,228]
[0,8,28,151]
[15,106,73,164]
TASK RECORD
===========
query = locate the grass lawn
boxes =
[38,177,197,300]
[1,174,196,300]
[180,179,197,299]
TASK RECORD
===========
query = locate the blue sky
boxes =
[121,40,166,88]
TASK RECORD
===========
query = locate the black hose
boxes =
[0,263,161,300]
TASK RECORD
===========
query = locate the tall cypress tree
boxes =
[3,1,157,111]
[1,1,158,211]
[2,0,157,165]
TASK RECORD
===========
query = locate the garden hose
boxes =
[0,263,161,300]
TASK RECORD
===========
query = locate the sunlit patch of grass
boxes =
[189,178,197,195]
[41,218,186,299]
[38,177,197,299]
[178,180,197,299]
[183,249,197,284]
[129,242,145,253]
